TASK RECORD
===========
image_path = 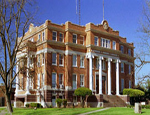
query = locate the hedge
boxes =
[74,87,92,97]
[123,88,145,97]
[30,103,43,108]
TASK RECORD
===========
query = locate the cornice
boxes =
[119,42,135,49]
[65,28,86,35]
[65,42,86,50]
[48,25,65,32]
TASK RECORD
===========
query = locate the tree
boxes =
[74,87,92,108]
[0,0,37,113]
[136,0,150,83]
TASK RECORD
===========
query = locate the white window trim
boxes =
[80,35,84,45]
[52,72,57,89]
[121,45,124,53]
[59,54,64,66]
[41,53,45,66]
[72,55,77,67]
[80,56,84,68]
[73,34,77,44]
[72,73,77,90]
[59,32,64,42]
[113,41,116,50]
[121,63,124,73]
[101,38,111,48]
[80,74,84,87]
[42,31,45,41]
[52,31,57,41]
[129,65,131,75]
[59,73,64,85]
[94,36,99,46]
[52,53,57,66]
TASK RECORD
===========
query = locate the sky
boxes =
[35,0,146,84]
[0,0,146,84]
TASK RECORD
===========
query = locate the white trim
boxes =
[52,31,57,41]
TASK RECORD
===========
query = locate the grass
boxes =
[0,107,6,112]
[89,107,150,115]
[12,108,101,115]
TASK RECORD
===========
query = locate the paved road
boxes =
[78,107,110,115]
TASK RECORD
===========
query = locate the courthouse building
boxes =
[14,20,135,107]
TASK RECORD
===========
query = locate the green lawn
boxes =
[89,107,150,115]
[0,107,6,112]
[12,108,101,115]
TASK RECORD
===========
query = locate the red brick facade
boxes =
[14,20,135,107]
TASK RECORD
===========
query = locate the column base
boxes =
[25,91,30,95]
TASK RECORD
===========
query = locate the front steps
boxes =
[103,95,127,107]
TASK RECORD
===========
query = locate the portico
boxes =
[87,52,120,95]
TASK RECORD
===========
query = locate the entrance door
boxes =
[102,76,106,94]
[52,96,56,107]
[96,75,99,94]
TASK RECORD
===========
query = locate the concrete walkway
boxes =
[78,107,110,115]
[0,108,8,115]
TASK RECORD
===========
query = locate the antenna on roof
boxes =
[79,0,81,25]
[76,0,81,25]
[103,0,104,21]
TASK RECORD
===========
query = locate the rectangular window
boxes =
[37,34,41,43]
[92,58,94,69]
[52,73,56,88]
[101,38,110,48]
[102,60,105,70]
[121,45,124,53]
[128,49,131,56]
[52,31,57,41]
[80,36,84,45]
[59,74,63,85]
[73,55,77,67]
[42,31,45,41]
[80,56,84,67]
[42,53,45,65]
[73,34,77,43]
[72,74,77,89]
[42,73,44,87]
[129,65,131,74]
[59,33,63,42]
[38,74,40,88]
[59,54,64,66]
[113,41,116,50]
[31,38,34,42]
[121,63,124,73]
[96,58,99,69]
[37,55,40,67]
[52,53,57,65]
[80,74,84,87]
[94,36,98,46]
[121,79,124,92]
[129,80,131,88]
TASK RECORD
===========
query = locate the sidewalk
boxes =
[0,109,7,115]
[78,107,110,115]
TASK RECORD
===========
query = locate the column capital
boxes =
[86,53,94,59]
[99,56,104,60]
[115,59,121,63]
[108,58,112,62]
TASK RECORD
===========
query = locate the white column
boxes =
[99,56,103,94]
[26,56,30,94]
[116,59,120,95]
[15,58,19,95]
[108,58,112,95]
[89,55,93,91]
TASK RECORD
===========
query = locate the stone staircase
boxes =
[103,95,127,107]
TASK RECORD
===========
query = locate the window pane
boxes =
[113,41,116,50]
[80,56,84,67]
[52,73,56,88]
[42,32,45,41]
[121,45,124,53]
[59,74,63,85]
[59,54,63,65]
[73,34,77,43]
[121,63,124,73]
[59,33,63,42]
[52,53,56,64]
[94,37,98,46]
[73,55,77,66]
[72,75,77,89]
[80,75,84,87]
[53,32,57,41]
[80,36,84,45]
[121,79,124,92]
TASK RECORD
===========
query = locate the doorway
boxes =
[52,96,56,107]
[96,75,106,94]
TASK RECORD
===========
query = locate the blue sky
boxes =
[35,0,146,83]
